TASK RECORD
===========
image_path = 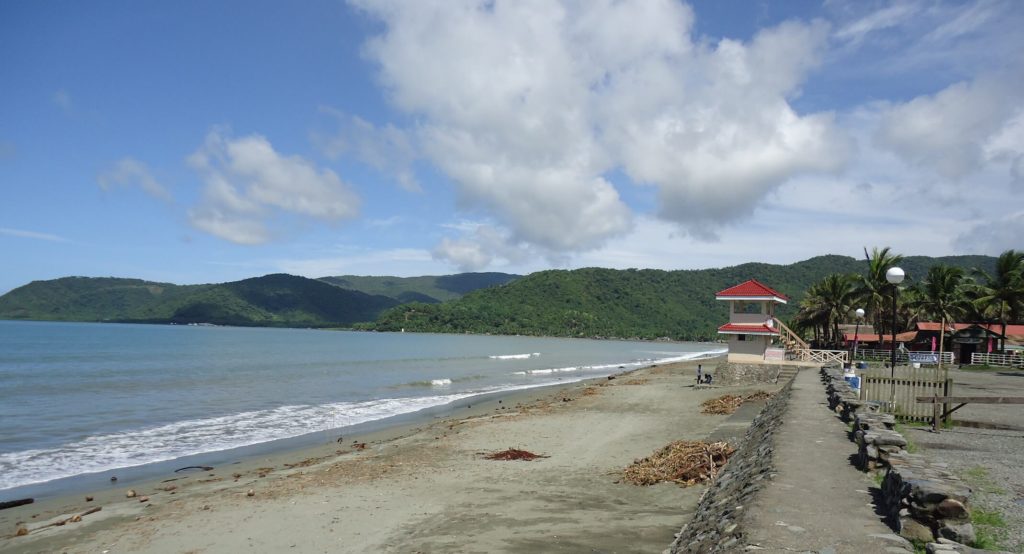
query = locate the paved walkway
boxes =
[742,368,913,553]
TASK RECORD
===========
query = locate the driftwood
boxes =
[175,465,214,472]
[0,498,33,511]
[623,440,735,486]
[700,391,775,415]
[25,506,102,534]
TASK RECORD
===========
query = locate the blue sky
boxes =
[2,0,1022,294]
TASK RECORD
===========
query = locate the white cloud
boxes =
[431,222,533,271]
[876,76,1024,181]
[97,158,172,201]
[314,107,421,192]
[924,0,1001,42]
[0,227,70,243]
[834,1,921,44]
[187,128,361,244]
[954,211,1024,254]
[353,0,849,256]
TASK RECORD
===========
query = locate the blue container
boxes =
[856,361,868,370]
[844,374,861,390]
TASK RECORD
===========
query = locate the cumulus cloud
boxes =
[876,76,1024,180]
[431,222,533,271]
[97,158,172,201]
[187,128,360,245]
[353,0,848,256]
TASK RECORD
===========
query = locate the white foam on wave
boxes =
[430,378,452,386]
[0,393,476,492]
[514,348,726,377]
[489,352,540,360]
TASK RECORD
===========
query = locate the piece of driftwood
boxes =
[0,498,33,511]
[174,465,214,472]
[27,506,102,534]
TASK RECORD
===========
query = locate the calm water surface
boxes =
[0,320,723,494]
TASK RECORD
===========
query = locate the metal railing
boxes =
[971,352,1024,368]
[853,349,953,365]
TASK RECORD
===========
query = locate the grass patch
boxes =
[962,466,1007,495]
[972,508,1007,528]
[872,471,885,486]
[959,364,1013,372]
[893,423,918,453]
[972,519,1008,551]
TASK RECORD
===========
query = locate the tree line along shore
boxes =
[1,251,1018,344]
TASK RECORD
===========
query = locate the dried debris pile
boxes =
[623,441,735,486]
[483,448,549,461]
[700,391,774,415]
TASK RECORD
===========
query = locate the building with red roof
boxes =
[716,279,789,363]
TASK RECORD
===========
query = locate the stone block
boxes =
[936,498,969,521]
[938,521,975,546]
[898,516,936,542]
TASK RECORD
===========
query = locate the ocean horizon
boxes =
[0,320,723,499]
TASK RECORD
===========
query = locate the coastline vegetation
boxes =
[0,253,1009,340]
[793,249,1023,349]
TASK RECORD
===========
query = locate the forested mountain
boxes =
[0,274,398,327]
[0,255,996,335]
[318,272,519,303]
[364,255,997,340]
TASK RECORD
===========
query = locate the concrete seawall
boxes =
[668,376,795,552]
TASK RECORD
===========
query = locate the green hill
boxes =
[318,272,519,303]
[0,255,996,334]
[364,254,997,340]
[0,274,398,327]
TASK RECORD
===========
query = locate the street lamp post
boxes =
[853,308,865,362]
[886,267,905,406]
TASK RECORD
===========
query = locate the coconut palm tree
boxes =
[971,250,1024,351]
[796,274,857,347]
[911,265,967,370]
[854,247,905,338]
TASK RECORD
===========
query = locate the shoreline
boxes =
[0,354,780,553]
[0,348,724,503]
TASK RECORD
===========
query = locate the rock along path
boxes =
[742,368,913,553]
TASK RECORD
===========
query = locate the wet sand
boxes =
[1,356,776,553]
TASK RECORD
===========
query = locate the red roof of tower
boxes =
[717,322,780,335]
[715,279,789,302]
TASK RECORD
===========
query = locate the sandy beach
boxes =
[1,356,777,553]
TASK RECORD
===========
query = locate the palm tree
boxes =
[911,265,967,372]
[971,250,1024,351]
[796,274,857,347]
[854,247,905,339]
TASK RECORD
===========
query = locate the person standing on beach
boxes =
[696,364,703,384]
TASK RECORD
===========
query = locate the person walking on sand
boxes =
[696,364,703,384]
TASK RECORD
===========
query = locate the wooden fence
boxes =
[971,352,1024,369]
[796,349,848,364]
[860,366,952,422]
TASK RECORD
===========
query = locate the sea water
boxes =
[0,320,723,497]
